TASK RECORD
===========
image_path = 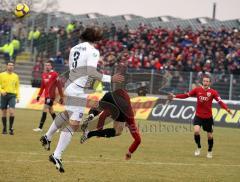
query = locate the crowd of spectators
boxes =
[1,15,240,98]
[0,18,11,45]
[33,22,240,76]
[97,24,240,75]
[1,15,239,75]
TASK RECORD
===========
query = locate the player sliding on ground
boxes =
[168,74,232,158]
[80,88,141,160]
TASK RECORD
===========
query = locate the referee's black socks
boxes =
[88,128,116,138]
[208,138,214,152]
[2,117,7,131]
[9,116,14,130]
[194,134,201,148]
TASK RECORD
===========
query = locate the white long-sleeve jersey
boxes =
[65,42,111,96]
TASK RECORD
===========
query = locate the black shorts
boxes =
[100,92,133,122]
[44,98,54,107]
[1,93,16,109]
[193,116,214,133]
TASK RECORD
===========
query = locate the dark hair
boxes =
[46,60,54,67]
[80,26,103,42]
[202,74,211,82]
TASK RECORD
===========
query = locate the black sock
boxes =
[9,116,14,130]
[2,117,7,131]
[88,128,116,138]
[51,113,56,120]
[39,112,47,129]
[208,138,214,152]
[88,108,100,117]
[194,134,201,148]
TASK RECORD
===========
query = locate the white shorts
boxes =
[64,85,88,122]
[65,105,85,121]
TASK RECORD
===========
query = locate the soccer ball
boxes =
[14,3,30,18]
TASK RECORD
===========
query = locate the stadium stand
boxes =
[0,10,239,99]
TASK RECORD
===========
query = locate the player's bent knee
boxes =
[114,125,124,136]
[54,112,68,128]
[1,110,7,116]
[207,133,213,139]
[194,127,201,134]
[194,131,200,135]
[115,130,122,136]
[9,109,15,116]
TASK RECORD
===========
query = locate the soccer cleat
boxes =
[40,135,51,151]
[9,129,14,135]
[80,130,89,144]
[49,154,65,173]
[194,148,201,156]
[2,130,7,135]
[33,128,43,132]
[207,151,213,159]
[80,114,94,132]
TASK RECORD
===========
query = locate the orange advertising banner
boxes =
[25,89,157,119]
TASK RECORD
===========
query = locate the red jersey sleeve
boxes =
[51,72,58,82]
[126,118,141,154]
[176,87,197,99]
[213,90,228,110]
[38,74,45,97]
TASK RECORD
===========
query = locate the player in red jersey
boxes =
[33,61,64,132]
[168,74,232,158]
[80,88,141,160]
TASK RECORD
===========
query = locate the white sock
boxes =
[54,127,74,159]
[45,122,58,141]
[45,112,68,141]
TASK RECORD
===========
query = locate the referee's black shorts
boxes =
[193,115,214,133]
[1,93,16,109]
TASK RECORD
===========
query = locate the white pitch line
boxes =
[0,159,240,167]
[1,151,240,167]
[0,151,44,155]
[0,151,119,161]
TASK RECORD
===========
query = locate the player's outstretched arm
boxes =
[168,93,176,100]
[168,92,190,100]
[126,120,141,160]
[170,88,197,100]
[214,91,232,115]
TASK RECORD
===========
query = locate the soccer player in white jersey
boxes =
[40,26,124,173]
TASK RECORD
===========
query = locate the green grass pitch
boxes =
[0,109,240,182]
